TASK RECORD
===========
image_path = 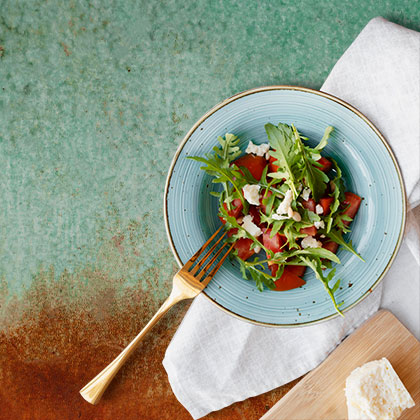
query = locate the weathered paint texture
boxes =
[0,255,297,419]
[0,0,418,419]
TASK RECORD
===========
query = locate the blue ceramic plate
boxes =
[164,86,406,327]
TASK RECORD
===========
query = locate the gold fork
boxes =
[80,226,233,405]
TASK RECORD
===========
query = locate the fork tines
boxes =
[184,226,234,286]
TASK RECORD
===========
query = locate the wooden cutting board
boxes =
[261,310,420,420]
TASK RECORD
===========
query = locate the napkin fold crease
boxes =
[163,17,420,419]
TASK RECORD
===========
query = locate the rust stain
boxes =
[0,260,297,420]
[111,234,125,253]
[60,42,71,56]
[171,111,181,124]
[0,264,192,420]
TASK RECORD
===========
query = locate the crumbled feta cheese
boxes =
[320,234,326,238]
[272,214,289,220]
[273,189,301,222]
[253,245,261,254]
[301,187,311,201]
[314,220,325,229]
[301,236,322,249]
[241,215,262,237]
[277,189,293,215]
[316,204,324,215]
[243,184,260,205]
[245,141,270,157]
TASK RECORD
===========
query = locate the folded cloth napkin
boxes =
[163,17,420,419]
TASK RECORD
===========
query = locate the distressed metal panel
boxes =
[0,0,418,419]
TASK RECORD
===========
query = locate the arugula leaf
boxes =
[232,164,258,184]
[262,192,276,216]
[265,123,299,197]
[299,256,344,316]
[260,164,269,185]
[323,260,333,270]
[237,257,249,280]
[249,265,276,291]
[302,158,329,202]
[327,229,365,261]
[302,209,321,223]
[283,219,306,250]
[293,126,328,201]
[264,247,340,265]
[190,155,247,206]
[331,278,341,294]
[325,159,345,233]
[216,133,242,163]
[291,248,341,264]
[334,213,353,233]
[273,264,285,280]
[315,126,334,151]
[330,159,345,200]
[271,220,285,237]
[227,229,247,242]
[238,257,276,291]
[259,212,272,226]
[188,133,244,208]
[209,191,221,198]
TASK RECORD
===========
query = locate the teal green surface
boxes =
[0,0,419,300]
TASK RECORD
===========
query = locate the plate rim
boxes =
[163,85,407,328]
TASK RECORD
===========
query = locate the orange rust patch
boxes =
[0,265,297,419]
[60,42,71,56]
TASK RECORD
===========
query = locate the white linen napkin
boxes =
[163,17,420,419]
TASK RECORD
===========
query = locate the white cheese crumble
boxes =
[245,141,270,157]
[314,220,325,230]
[315,204,324,215]
[345,358,415,420]
[253,245,261,254]
[241,215,262,237]
[277,189,293,215]
[301,187,311,201]
[243,184,260,205]
[301,236,322,249]
[273,189,301,222]
[272,214,289,220]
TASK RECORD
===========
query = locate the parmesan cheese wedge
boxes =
[345,358,415,420]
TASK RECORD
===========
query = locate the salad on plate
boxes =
[189,122,363,315]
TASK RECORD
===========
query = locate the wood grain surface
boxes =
[261,310,420,420]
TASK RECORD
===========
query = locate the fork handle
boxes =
[79,285,187,405]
